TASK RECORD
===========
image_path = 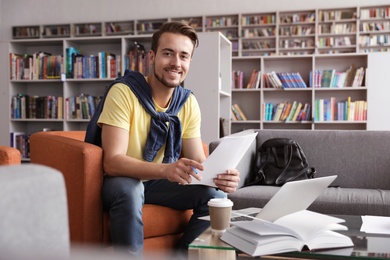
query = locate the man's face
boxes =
[150,32,194,89]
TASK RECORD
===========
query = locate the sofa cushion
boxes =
[228,186,390,216]
[253,130,390,190]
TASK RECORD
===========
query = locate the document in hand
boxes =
[189,132,257,187]
[220,210,354,257]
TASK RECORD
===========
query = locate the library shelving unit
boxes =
[278,9,316,56]
[316,7,358,55]
[171,16,204,32]
[240,12,277,57]
[359,5,390,53]
[6,23,231,157]
[185,32,232,145]
[231,51,390,134]
[8,4,390,55]
[205,14,239,56]
[4,3,390,149]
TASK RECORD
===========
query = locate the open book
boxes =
[220,210,354,257]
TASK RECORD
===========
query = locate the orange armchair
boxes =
[0,146,21,165]
[30,131,208,253]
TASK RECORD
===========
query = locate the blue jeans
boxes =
[102,176,226,257]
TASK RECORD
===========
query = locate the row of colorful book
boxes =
[263,101,311,122]
[314,97,367,122]
[11,94,64,119]
[232,69,261,89]
[10,52,63,80]
[311,66,365,88]
[65,94,102,120]
[10,93,103,120]
[66,47,122,79]
[264,71,308,88]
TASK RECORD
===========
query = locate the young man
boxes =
[96,21,240,257]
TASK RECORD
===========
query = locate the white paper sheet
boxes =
[189,132,257,187]
[361,215,390,234]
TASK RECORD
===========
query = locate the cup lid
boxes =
[208,198,233,207]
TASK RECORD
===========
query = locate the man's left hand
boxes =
[213,169,240,193]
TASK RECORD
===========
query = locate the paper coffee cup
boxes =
[208,198,233,235]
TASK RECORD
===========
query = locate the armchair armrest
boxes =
[30,131,104,244]
[0,146,21,165]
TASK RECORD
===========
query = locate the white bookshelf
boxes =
[185,32,232,145]
[231,52,390,133]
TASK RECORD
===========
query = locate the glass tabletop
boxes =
[189,214,390,259]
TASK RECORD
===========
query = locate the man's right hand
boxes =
[166,158,203,185]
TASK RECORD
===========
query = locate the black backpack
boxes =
[246,138,315,186]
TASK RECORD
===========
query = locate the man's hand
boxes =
[166,158,203,185]
[213,169,240,193]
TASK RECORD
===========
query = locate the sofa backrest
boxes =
[255,130,390,190]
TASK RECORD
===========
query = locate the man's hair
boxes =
[151,21,199,55]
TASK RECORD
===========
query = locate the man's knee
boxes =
[102,176,144,210]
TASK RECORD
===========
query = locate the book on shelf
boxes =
[124,41,150,75]
[10,132,30,159]
[65,94,102,120]
[231,103,247,121]
[264,71,283,88]
[232,70,244,89]
[11,94,63,119]
[263,103,274,121]
[351,67,365,87]
[272,102,285,121]
[279,102,292,121]
[221,209,353,257]
[245,69,261,89]
[277,72,307,88]
[291,102,303,121]
[314,97,367,122]
[320,69,335,88]
[10,52,63,80]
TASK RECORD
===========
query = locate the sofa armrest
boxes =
[30,132,104,244]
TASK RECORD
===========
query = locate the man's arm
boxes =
[181,137,207,163]
[101,124,202,184]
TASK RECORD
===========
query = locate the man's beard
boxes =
[153,66,183,89]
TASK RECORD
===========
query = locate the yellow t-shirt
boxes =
[97,83,201,163]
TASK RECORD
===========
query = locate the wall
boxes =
[1,0,390,40]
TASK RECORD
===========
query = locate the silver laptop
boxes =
[231,175,337,222]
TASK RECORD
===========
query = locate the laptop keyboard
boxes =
[230,213,257,222]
